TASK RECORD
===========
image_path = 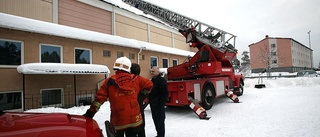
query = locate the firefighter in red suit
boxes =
[83,56,153,137]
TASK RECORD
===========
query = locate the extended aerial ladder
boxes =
[123,0,243,119]
[122,0,237,52]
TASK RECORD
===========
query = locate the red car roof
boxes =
[0,111,102,137]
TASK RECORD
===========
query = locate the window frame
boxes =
[162,58,169,68]
[172,59,178,66]
[0,38,24,68]
[139,54,145,60]
[40,88,64,107]
[129,53,135,59]
[74,47,92,64]
[103,50,111,57]
[150,56,158,67]
[39,43,63,63]
[0,91,23,111]
[117,52,124,58]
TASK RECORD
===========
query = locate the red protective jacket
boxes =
[88,71,153,131]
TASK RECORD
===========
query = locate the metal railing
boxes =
[24,89,97,110]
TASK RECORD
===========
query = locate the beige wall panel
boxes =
[174,38,190,51]
[116,22,148,42]
[73,75,106,91]
[150,32,172,47]
[174,33,186,41]
[115,14,148,42]
[150,26,172,47]
[58,0,112,34]
[116,14,147,30]
[150,26,171,37]
[0,69,22,91]
[174,33,195,51]
[0,0,53,22]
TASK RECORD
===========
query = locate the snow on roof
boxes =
[0,13,195,57]
[17,63,110,74]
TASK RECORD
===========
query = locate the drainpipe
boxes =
[138,47,146,64]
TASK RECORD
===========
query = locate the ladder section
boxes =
[122,0,237,53]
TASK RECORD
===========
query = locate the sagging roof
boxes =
[0,13,195,57]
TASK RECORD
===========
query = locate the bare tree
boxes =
[258,42,287,77]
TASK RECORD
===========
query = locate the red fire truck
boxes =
[123,0,244,119]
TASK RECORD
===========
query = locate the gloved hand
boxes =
[83,109,96,118]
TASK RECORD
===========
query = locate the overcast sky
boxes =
[117,0,320,67]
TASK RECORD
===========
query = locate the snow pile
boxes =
[244,77,320,88]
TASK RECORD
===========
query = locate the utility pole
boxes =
[308,31,311,48]
[308,30,313,68]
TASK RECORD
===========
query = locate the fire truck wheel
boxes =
[201,83,215,110]
[236,80,244,96]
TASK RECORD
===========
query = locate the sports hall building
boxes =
[0,0,196,111]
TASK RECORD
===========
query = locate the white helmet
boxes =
[113,56,131,73]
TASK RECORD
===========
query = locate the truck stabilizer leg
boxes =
[189,99,210,120]
[226,90,239,103]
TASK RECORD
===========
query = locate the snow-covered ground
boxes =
[27,77,320,137]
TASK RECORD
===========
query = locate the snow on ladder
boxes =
[122,0,237,53]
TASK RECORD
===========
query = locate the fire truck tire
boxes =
[201,83,215,110]
[236,80,244,96]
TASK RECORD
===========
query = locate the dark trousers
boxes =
[150,104,165,137]
[137,111,146,137]
[116,126,141,137]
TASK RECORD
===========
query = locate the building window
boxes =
[271,43,276,48]
[75,48,91,64]
[103,50,111,57]
[150,56,158,67]
[117,52,124,58]
[162,58,169,68]
[0,39,23,66]
[139,54,145,60]
[271,52,277,56]
[41,88,63,107]
[40,44,62,63]
[173,59,178,66]
[0,91,22,111]
[129,53,135,59]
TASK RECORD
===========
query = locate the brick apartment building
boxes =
[249,35,313,73]
[0,0,196,111]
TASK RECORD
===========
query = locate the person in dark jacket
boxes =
[149,66,168,137]
[131,63,148,137]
